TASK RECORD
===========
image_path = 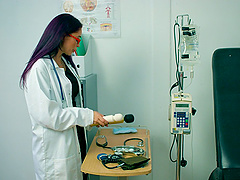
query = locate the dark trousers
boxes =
[77,126,88,180]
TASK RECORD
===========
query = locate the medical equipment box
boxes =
[171,93,192,134]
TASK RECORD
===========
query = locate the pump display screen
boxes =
[176,104,189,108]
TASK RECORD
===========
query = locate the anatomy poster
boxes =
[61,0,120,38]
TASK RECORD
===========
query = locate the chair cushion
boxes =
[209,168,240,180]
[212,48,240,168]
[223,168,240,180]
[209,167,223,180]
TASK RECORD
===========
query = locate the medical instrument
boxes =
[169,14,199,180]
[50,57,65,106]
[170,93,192,134]
[91,113,134,126]
[50,56,83,108]
[97,153,124,169]
[97,153,150,170]
[123,137,144,147]
[96,135,145,156]
[111,146,145,156]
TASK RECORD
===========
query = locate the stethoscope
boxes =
[50,56,81,107]
[50,56,65,103]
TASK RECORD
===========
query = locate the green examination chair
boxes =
[209,48,240,180]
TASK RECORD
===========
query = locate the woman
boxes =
[20,13,108,180]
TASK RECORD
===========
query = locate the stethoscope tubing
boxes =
[50,57,65,101]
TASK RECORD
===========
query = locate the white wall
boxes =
[0,0,60,179]
[1,0,240,180]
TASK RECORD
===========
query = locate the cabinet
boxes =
[80,74,99,180]
[80,74,98,147]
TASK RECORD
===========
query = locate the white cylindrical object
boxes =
[103,113,123,123]
[113,113,124,121]
[103,115,114,122]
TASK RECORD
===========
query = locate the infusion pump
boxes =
[171,93,192,134]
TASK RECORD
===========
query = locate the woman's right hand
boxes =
[93,111,109,127]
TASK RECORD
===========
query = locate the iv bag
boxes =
[180,24,200,66]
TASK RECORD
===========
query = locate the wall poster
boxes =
[61,0,120,38]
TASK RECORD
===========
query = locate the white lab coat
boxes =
[24,57,93,180]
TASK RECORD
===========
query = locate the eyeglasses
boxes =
[69,34,81,44]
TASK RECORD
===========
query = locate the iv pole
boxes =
[176,134,182,180]
[171,13,199,180]
[176,70,184,180]
[173,14,190,180]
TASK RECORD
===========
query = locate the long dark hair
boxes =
[20,13,82,88]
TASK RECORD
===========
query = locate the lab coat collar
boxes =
[42,55,62,69]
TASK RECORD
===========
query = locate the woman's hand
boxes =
[93,111,109,127]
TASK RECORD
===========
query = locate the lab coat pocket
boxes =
[54,155,77,180]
